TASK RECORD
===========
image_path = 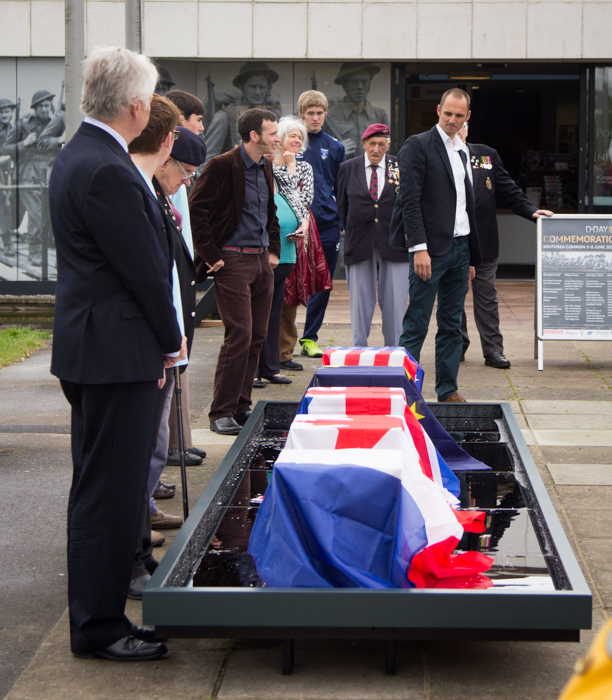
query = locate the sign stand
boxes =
[536,214,612,370]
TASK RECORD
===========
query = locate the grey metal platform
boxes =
[143,401,592,673]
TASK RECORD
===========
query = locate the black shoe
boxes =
[187,446,206,459]
[166,449,202,466]
[127,573,150,601]
[253,378,267,388]
[126,621,166,643]
[484,352,511,369]
[210,417,242,435]
[262,374,292,384]
[280,359,303,371]
[142,554,159,575]
[234,411,252,426]
[74,636,168,661]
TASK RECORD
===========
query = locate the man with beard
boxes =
[190,108,281,435]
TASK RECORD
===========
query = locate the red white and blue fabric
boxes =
[309,365,489,472]
[322,346,424,391]
[249,448,493,589]
[298,387,461,499]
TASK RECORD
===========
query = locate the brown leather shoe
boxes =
[151,530,165,547]
[439,392,466,403]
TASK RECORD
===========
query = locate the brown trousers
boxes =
[209,250,274,421]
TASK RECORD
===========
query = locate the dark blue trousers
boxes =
[399,236,470,401]
[301,234,339,343]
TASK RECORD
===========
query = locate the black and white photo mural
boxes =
[0,58,65,282]
[156,60,391,161]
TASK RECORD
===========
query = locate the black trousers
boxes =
[258,262,294,377]
[61,379,159,654]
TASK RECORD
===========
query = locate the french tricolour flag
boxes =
[249,448,493,589]
[298,387,461,500]
[323,347,424,391]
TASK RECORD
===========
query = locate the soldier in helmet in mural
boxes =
[0,98,17,255]
[2,89,57,267]
[203,62,281,160]
[155,66,175,96]
[325,63,389,159]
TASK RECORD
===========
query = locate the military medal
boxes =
[486,176,492,190]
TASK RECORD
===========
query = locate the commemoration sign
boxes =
[537,215,612,340]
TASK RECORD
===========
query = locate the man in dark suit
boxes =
[49,46,187,661]
[457,123,553,368]
[337,123,409,346]
[390,88,480,403]
[190,108,281,435]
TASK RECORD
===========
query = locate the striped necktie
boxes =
[369,164,378,201]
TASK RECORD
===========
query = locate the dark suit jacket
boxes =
[49,122,182,384]
[468,143,537,261]
[337,154,409,265]
[389,126,481,266]
[154,178,197,355]
[189,145,281,282]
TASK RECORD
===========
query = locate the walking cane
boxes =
[173,367,189,520]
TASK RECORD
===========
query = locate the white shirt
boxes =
[409,125,472,253]
[83,116,128,152]
[364,154,385,200]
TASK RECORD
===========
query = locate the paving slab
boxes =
[218,643,424,700]
[555,485,612,511]
[527,414,612,430]
[531,429,612,446]
[576,539,612,610]
[548,464,612,485]
[521,400,612,414]
[562,508,612,540]
[538,446,612,464]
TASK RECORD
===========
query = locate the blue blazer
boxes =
[337,154,409,265]
[389,126,481,266]
[49,122,182,384]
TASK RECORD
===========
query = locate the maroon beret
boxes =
[361,123,390,141]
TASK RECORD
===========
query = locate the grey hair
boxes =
[81,46,158,121]
[277,115,308,153]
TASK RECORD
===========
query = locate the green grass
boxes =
[0,325,52,368]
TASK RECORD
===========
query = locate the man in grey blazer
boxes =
[50,47,186,661]
[337,123,409,346]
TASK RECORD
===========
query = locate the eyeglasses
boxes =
[175,160,197,181]
[172,131,180,141]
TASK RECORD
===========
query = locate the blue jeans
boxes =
[399,237,470,401]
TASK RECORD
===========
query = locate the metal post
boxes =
[64,0,85,142]
[125,0,142,53]
[173,367,189,520]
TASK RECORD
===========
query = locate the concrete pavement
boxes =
[1,287,611,700]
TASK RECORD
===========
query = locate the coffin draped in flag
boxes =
[249,449,493,589]
[297,388,461,500]
[309,365,489,472]
[322,346,424,391]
